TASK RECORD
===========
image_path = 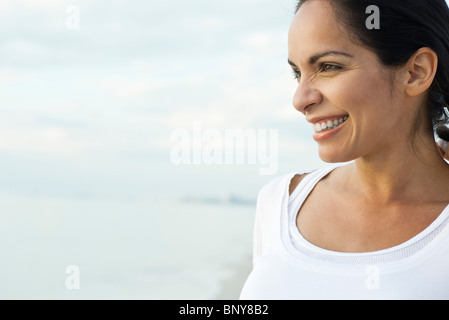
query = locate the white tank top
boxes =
[240,166,449,299]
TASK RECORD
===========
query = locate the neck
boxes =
[349,132,449,204]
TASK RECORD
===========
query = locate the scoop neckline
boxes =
[283,166,449,266]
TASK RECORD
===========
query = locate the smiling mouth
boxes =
[312,115,348,133]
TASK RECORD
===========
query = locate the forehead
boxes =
[288,1,356,60]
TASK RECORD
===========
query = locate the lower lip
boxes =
[312,119,348,142]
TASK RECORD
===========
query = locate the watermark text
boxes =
[170,122,278,175]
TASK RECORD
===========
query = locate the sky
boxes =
[0,0,326,202]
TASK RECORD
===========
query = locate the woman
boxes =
[240,0,449,299]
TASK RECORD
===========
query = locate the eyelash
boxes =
[292,69,301,80]
[320,63,342,72]
[292,63,342,80]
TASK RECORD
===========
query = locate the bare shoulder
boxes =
[289,173,309,195]
[288,165,346,196]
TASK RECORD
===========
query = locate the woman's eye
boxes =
[320,63,342,72]
[292,69,301,80]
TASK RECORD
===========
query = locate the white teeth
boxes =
[312,116,348,133]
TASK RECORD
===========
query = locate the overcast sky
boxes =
[0,0,356,201]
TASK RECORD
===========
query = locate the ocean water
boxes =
[0,193,255,299]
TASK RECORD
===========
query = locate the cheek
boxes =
[327,74,397,149]
[328,72,393,122]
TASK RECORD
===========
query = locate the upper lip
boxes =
[306,114,349,124]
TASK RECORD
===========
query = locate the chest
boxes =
[296,185,447,253]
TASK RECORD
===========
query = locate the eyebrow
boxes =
[288,51,353,67]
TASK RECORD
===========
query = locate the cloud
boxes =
[99,78,164,100]
[3,39,51,63]
[0,0,293,70]
[0,0,68,10]
[0,0,313,199]
[0,70,16,83]
[0,125,100,154]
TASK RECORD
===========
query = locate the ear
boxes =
[404,47,438,97]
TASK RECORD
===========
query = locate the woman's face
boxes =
[288,0,412,163]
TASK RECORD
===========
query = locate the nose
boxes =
[292,79,323,115]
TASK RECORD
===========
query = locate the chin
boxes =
[318,148,354,164]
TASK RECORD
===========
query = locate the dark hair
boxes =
[437,125,449,141]
[296,0,449,142]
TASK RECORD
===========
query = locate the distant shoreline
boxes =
[177,195,256,207]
